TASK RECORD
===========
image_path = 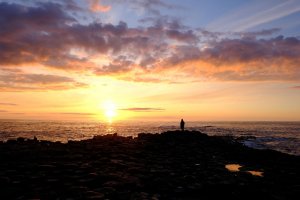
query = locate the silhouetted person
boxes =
[180,119,185,131]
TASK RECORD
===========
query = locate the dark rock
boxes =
[16,137,25,143]
[0,130,298,199]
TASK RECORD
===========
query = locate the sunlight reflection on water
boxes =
[105,125,117,135]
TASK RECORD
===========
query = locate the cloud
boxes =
[0,73,88,91]
[88,0,111,12]
[232,0,300,31]
[0,2,195,71]
[1,74,75,84]
[136,0,179,9]
[0,2,149,69]
[163,45,201,66]
[120,107,165,112]
[137,0,182,14]
[0,103,18,106]
[0,2,75,36]
[0,2,78,66]
[207,0,300,31]
[290,86,300,90]
[197,28,281,40]
[166,29,198,43]
[124,33,299,82]
[94,56,134,75]
[0,110,7,112]
[0,1,299,86]
[235,28,281,38]
[138,88,235,103]
[180,35,300,81]
[59,112,96,115]
[201,36,300,64]
[114,0,182,15]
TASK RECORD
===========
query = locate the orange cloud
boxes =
[89,0,111,12]
[1,1,300,89]
[0,72,88,92]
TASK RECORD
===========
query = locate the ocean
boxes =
[0,120,299,156]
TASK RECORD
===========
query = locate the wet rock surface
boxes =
[0,130,299,199]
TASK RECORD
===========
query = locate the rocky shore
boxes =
[0,130,299,199]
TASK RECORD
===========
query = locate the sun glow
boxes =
[102,100,117,122]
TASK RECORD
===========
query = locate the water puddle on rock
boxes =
[246,170,263,177]
[225,164,264,177]
[225,164,242,172]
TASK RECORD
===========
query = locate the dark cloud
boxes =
[0,110,8,112]
[94,55,134,75]
[0,2,78,66]
[0,2,194,69]
[97,33,300,82]
[0,2,75,37]
[164,45,201,66]
[159,35,300,81]
[140,15,185,29]
[0,3,141,69]
[200,36,300,64]
[197,29,223,40]
[0,1,299,84]
[166,29,198,43]
[120,107,165,112]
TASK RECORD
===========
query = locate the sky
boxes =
[0,0,300,122]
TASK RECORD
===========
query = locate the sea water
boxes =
[0,120,299,156]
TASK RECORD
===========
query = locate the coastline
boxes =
[1,120,299,156]
[0,130,299,199]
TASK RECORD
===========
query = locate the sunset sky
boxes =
[0,0,300,122]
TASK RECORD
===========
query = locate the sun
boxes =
[102,100,117,122]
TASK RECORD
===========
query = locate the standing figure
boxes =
[180,119,185,131]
